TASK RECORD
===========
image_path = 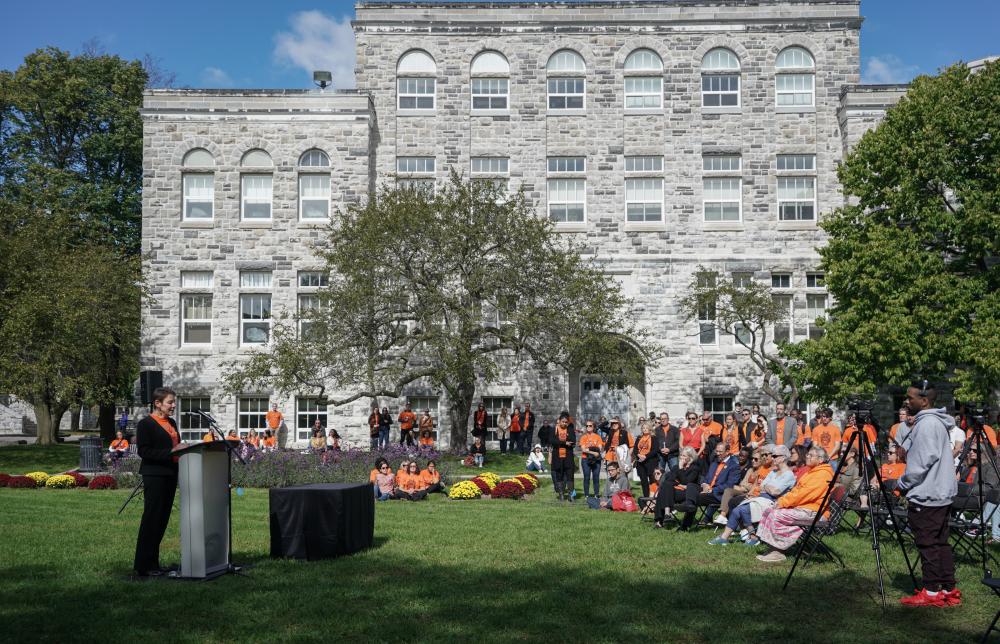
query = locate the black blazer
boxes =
[136,415,179,477]
[655,424,680,457]
[633,434,661,464]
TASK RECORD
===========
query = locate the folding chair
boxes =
[638,496,656,521]
[794,485,847,569]
[981,574,1000,643]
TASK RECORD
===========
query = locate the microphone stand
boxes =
[194,410,248,577]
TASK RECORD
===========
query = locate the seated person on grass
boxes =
[374,461,395,501]
[246,428,261,449]
[715,447,766,526]
[678,443,741,530]
[371,457,388,485]
[755,446,835,563]
[261,429,277,450]
[397,459,409,480]
[653,447,703,527]
[469,437,487,468]
[526,444,548,472]
[640,467,663,517]
[709,445,797,545]
[587,461,631,510]
[309,428,327,454]
[420,460,445,494]
[394,461,429,501]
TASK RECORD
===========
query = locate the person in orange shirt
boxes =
[888,407,908,444]
[604,417,633,463]
[393,461,428,500]
[265,403,283,434]
[397,403,417,447]
[842,413,876,451]
[246,428,261,449]
[966,423,998,449]
[878,446,907,486]
[810,409,843,462]
[396,459,409,480]
[419,460,444,494]
[794,416,811,447]
[579,420,605,498]
[749,416,768,449]
[262,429,277,450]
[633,421,660,498]
[756,446,835,562]
[202,430,215,442]
[109,431,130,460]
[551,414,576,502]
[418,409,436,448]
[721,413,741,456]
[699,411,723,456]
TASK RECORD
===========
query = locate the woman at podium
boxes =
[133,386,181,577]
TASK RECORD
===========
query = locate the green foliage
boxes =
[225,172,657,444]
[785,61,1000,404]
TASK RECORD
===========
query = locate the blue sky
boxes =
[2,1,997,88]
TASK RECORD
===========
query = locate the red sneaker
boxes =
[899,588,946,607]
[943,588,962,606]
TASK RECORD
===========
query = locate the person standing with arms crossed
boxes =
[133,387,182,578]
[897,380,960,607]
[398,402,417,447]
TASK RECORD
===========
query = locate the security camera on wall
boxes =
[313,71,333,90]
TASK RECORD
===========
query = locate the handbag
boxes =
[611,490,638,512]
[615,444,633,473]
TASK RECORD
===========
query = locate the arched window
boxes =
[182,148,214,221]
[546,50,585,112]
[471,51,510,111]
[397,50,436,111]
[701,48,740,108]
[775,47,815,108]
[298,149,330,221]
[240,150,273,221]
[624,49,663,110]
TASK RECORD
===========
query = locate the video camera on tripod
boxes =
[846,397,875,425]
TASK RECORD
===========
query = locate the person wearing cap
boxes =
[709,444,797,545]
[526,444,547,473]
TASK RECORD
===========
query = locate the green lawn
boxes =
[0,443,79,474]
[0,448,996,642]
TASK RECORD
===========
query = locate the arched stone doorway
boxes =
[567,343,647,427]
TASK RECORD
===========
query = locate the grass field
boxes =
[0,445,996,642]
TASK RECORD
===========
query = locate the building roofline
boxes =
[355,0,860,7]
[839,83,909,98]
[144,88,367,97]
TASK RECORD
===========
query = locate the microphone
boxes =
[195,409,219,425]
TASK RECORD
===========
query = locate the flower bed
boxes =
[470,477,492,494]
[7,476,37,489]
[490,480,526,499]
[45,474,77,489]
[88,475,117,490]
[25,472,50,487]
[448,480,482,499]
[65,471,90,487]
[0,473,10,487]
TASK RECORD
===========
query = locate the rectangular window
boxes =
[482,396,513,443]
[777,177,816,221]
[547,178,586,223]
[299,175,330,221]
[771,273,791,289]
[703,397,733,426]
[772,294,793,343]
[732,272,753,288]
[806,272,825,288]
[181,271,213,288]
[702,74,740,107]
[398,78,435,110]
[703,178,741,222]
[182,174,214,220]
[296,398,328,441]
[240,271,272,289]
[777,155,816,171]
[181,294,212,345]
[397,157,435,174]
[625,156,663,173]
[703,156,742,172]
[547,157,585,174]
[734,324,753,347]
[298,271,329,288]
[238,397,269,437]
[240,294,271,345]
[776,74,815,107]
[547,78,585,110]
[241,174,272,220]
[471,157,509,175]
[698,272,717,345]
[178,397,211,442]
[397,178,435,194]
[624,77,662,109]
[625,178,663,222]
[298,293,321,339]
[407,396,440,442]
[807,293,828,339]
[471,78,508,110]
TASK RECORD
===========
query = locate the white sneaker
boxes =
[739,529,750,541]
[713,514,728,526]
[756,551,787,563]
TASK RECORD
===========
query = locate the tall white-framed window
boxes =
[697,272,718,345]
[238,397,269,437]
[397,50,436,111]
[298,149,330,221]
[397,156,435,194]
[407,396,440,442]
[239,271,272,346]
[181,148,215,221]
[806,272,825,288]
[298,270,327,341]
[178,396,211,442]
[296,398,328,441]
[482,396,513,443]
[806,293,828,339]
[546,50,586,112]
[776,47,815,108]
[703,155,742,223]
[625,178,663,223]
[241,175,272,221]
[701,48,741,107]
[470,51,510,111]
[772,294,794,343]
[181,294,213,346]
[776,154,817,221]
[547,179,586,224]
[624,49,663,110]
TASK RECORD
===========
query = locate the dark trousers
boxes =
[636,458,657,498]
[511,432,524,454]
[681,487,721,529]
[500,437,509,454]
[523,430,534,453]
[552,458,575,496]
[133,474,177,573]
[425,482,444,494]
[399,430,414,446]
[393,489,427,501]
[908,502,956,591]
[654,486,687,522]
[581,459,602,497]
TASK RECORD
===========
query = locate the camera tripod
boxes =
[783,419,918,609]
[954,411,999,577]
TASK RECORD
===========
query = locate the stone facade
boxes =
[142,1,911,447]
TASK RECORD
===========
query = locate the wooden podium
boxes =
[173,440,238,579]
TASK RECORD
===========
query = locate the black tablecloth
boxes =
[269,483,374,560]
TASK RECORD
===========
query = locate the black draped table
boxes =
[269,483,375,560]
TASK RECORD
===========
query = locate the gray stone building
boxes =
[140,0,909,447]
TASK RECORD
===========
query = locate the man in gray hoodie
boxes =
[896,380,960,607]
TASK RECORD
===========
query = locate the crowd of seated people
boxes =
[370,457,446,501]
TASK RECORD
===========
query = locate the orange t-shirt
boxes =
[649,482,659,498]
[265,410,283,430]
[795,424,812,446]
[369,468,379,483]
[398,411,416,430]
[881,463,906,480]
[263,436,276,448]
[419,469,440,487]
[749,465,773,497]
[966,425,998,448]
[400,471,424,492]
[605,431,633,461]
[722,427,740,455]
[579,432,604,456]
[842,424,877,449]
[248,434,261,448]
[510,415,522,433]
[889,422,902,442]
[811,424,842,456]
[419,434,434,446]
[110,438,129,451]
[701,421,723,439]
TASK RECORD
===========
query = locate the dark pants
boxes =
[399,430,414,446]
[636,458,657,498]
[654,485,687,522]
[908,502,956,591]
[500,437,509,454]
[681,487,721,529]
[582,459,602,497]
[393,489,427,501]
[552,458,575,497]
[133,474,177,573]
[370,436,379,450]
[511,432,524,454]
[425,482,444,494]
[523,430,534,453]
[657,453,676,474]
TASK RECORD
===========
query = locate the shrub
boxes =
[88,475,118,490]
[7,476,37,489]
[447,480,482,500]
[515,475,537,492]
[490,480,525,499]
[45,475,77,489]
[470,477,492,494]
[0,473,10,487]
[65,471,90,487]
[478,472,501,488]
[25,472,50,487]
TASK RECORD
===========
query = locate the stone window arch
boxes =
[775,46,815,108]
[470,50,509,111]
[701,48,741,108]
[624,49,663,110]
[397,49,436,111]
[181,148,214,221]
[546,50,585,112]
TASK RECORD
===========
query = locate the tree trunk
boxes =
[34,403,68,445]
[98,403,116,441]
[448,377,476,449]
[70,404,81,433]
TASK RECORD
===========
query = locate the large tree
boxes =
[784,61,1000,404]
[224,174,656,446]
[0,47,150,440]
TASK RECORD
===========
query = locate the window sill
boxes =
[776,106,816,114]
[178,346,214,356]
[240,220,273,229]
[624,222,666,232]
[397,109,436,117]
[776,220,818,231]
[552,223,587,233]
[624,108,665,116]
[702,222,745,232]
[470,109,510,118]
[702,106,742,115]
[179,220,214,229]
[546,109,587,117]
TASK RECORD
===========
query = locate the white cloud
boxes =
[273,11,356,90]
[862,55,920,84]
[200,66,235,88]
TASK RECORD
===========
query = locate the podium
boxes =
[173,440,238,579]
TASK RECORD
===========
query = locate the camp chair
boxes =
[981,574,1000,643]
[793,485,847,569]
